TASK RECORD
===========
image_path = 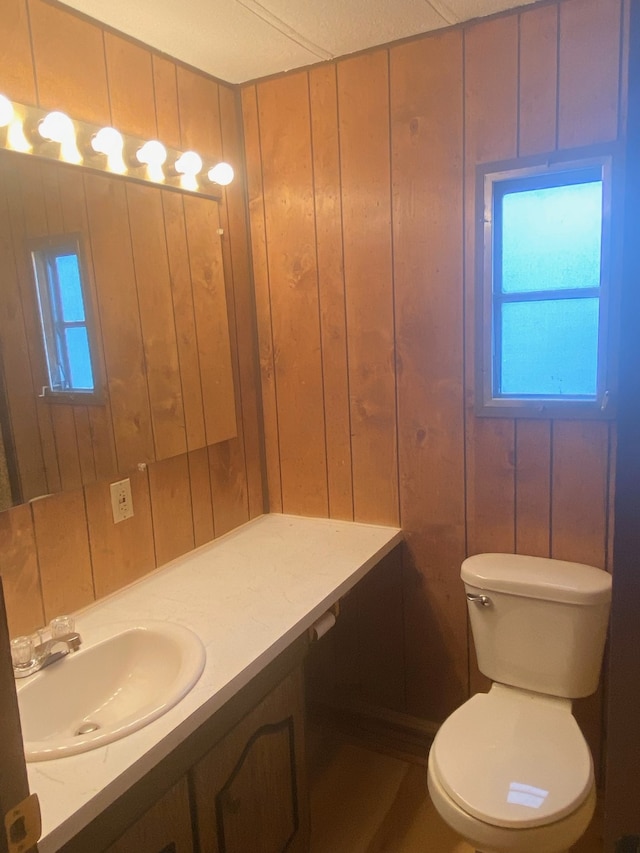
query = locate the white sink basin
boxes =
[17,621,206,761]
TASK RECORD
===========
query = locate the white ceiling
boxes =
[59,0,538,85]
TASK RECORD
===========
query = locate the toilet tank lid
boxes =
[461,554,611,604]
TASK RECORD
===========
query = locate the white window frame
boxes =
[475,149,616,420]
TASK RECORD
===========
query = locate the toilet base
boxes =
[427,760,596,853]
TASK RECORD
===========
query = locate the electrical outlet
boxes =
[110,478,134,523]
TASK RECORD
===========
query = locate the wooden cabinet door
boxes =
[104,777,193,853]
[192,666,309,853]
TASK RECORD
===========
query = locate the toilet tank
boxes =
[462,554,612,699]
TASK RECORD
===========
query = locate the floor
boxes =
[308,732,604,853]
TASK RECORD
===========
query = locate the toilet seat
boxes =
[429,684,593,830]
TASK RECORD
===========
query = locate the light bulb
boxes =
[91,127,123,156]
[175,151,202,177]
[38,111,81,164]
[136,140,167,182]
[136,140,167,167]
[39,111,74,143]
[207,162,234,186]
[91,127,126,174]
[0,94,14,127]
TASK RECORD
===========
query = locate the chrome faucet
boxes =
[11,616,82,679]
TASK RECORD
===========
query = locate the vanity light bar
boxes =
[0,95,234,200]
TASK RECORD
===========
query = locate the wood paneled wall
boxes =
[242,0,624,762]
[0,0,265,636]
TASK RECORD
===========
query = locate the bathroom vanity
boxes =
[23,513,402,853]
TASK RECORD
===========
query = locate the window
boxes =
[477,153,614,418]
[30,235,101,403]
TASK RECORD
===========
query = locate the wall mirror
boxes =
[0,149,237,512]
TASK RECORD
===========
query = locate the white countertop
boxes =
[27,513,402,852]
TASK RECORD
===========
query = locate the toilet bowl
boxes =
[427,553,611,853]
[427,684,596,853]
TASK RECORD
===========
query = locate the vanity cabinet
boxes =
[191,665,309,853]
[62,654,309,853]
[104,777,193,853]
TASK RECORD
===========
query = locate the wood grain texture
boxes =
[219,84,266,519]
[32,488,94,620]
[84,173,155,473]
[105,776,194,853]
[192,666,309,853]
[256,72,329,517]
[391,30,467,721]
[558,0,622,149]
[0,0,264,652]
[309,64,353,521]
[182,195,237,445]
[153,55,182,150]
[28,0,111,123]
[338,51,399,526]
[241,84,282,512]
[177,67,223,159]
[518,3,558,156]
[126,183,187,461]
[515,420,552,557]
[148,454,194,567]
[104,32,157,138]
[241,0,622,735]
[2,0,37,103]
[0,156,47,501]
[188,446,214,547]
[464,15,519,572]
[85,469,155,599]
[0,504,44,636]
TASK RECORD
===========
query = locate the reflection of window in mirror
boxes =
[29,235,102,404]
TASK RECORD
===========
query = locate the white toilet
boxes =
[427,553,612,853]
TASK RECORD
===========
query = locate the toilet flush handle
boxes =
[466,593,492,607]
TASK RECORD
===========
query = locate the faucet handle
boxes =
[50,615,75,638]
[10,635,34,670]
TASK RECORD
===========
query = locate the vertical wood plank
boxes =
[153,55,182,150]
[209,441,249,538]
[515,420,552,557]
[464,16,519,559]
[148,454,194,567]
[257,72,328,517]
[558,0,622,148]
[84,173,155,473]
[177,68,222,159]
[104,33,157,138]
[39,162,85,492]
[86,468,155,598]
[338,51,398,526]
[188,447,214,547]
[162,190,207,452]
[309,64,354,521]
[519,3,558,156]
[219,84,266,520]
[126,183,187,461]
[32,489,94,620]
[183,195,237,445]
[0,156,47,501]
[392,30,467,721]
[241,85,282,512]
[56,164,118,484]
[11,159,61,495]
[28,0,111,123]
[551,421,609,567]
[0,504,44,636]
[464,16,519,697]
[2,0,37,103]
